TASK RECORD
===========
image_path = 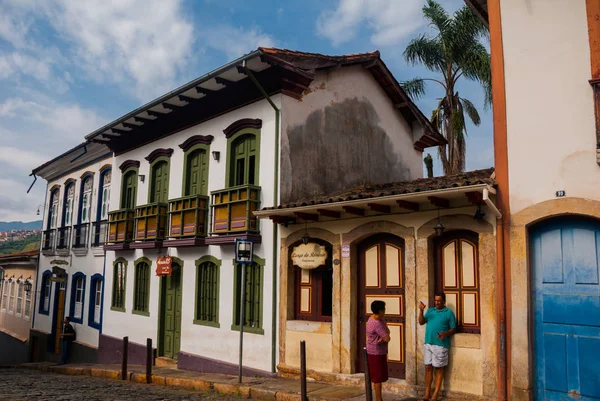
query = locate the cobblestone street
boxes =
[0,369,239,401]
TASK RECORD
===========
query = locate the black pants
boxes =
[60,340,72,364]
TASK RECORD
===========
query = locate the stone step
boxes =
[155,357,177,368]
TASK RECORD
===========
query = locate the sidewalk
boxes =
[19,362,414,401]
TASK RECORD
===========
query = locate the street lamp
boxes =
[25,277,33,294]
[434,208,445,237]
[234,238,254,384]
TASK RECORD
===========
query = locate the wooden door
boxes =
[531,219,600,401]
[230,134,257,186]
[54,285,66,354]
[357,234,405,379]
[160,264,182,359]
[151,161,169,203]
[121,171,137,209]
[185,149,208,196]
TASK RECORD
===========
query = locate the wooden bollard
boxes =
[300,341,307,401]
[363,347,372,401]
[121,336,128,381]
[146,338,152,384]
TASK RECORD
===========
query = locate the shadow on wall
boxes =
[282,97,411,204]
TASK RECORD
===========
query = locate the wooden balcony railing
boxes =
[42,229,56,251]
[134,202,168,241]
[56,227,72,249]
[168,195,209,238]
[210,185,260,234]
[108,209,135,243]
[72,223,90,248]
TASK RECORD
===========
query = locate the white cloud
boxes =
[317,0,425,47]
[199,25,276,60]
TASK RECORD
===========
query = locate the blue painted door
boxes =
[532,219,600,401]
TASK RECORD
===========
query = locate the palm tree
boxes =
[402,0,491,175]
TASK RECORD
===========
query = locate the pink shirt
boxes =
[366,316,388,355]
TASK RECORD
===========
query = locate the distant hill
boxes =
[0,221,43,232]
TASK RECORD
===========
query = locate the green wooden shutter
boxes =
[121,171,137,209]
[151,161,169,203]
[230,134,257,187]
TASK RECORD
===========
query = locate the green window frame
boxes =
[231,255,265,335]
[194,256,221,328]
[120,167,139,209]
[148,156,171,203]
[111,258,128,312]
[183,144,210,196]
[226,128,261,188]
[133,257,151,316]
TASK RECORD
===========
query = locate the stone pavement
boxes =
[15,362,416,401]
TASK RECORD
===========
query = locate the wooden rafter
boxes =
[294,212,319,222]
[236,66,248,75]
[101,131,121,138]
[146,110,165,118]
[465,191,484,205]
[122,122,141,130]
[343,206,365,216]
[178,95,196,103]
[396,200,419,211]
[162,102,181,111]
[111,128,130,135]
[428,196,450,208]
[134,115,153,123]
[269,215,295,225]
[215,76,235,86]
[316,209,341,219]
[368,203,391,213]
[195,86,213,95]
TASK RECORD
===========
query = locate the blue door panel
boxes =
[578,336,600,398]
[532,219,600,401]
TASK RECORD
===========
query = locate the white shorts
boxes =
[424,344,449,368]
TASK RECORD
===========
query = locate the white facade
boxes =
[103,97,280,371]
[34,157,112,350]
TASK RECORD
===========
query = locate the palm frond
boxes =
[423,0,451,37]
[401,78,427,101]
[403,35,445,72]
[459,97,481,126]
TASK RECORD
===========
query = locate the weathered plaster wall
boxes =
[277,208,498,398]
[103,98,280,373]
[501,0,598,215]
[0,266,36,341]
[280,66,423,204]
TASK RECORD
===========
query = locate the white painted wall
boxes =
[34,157,112,348]
[103,97,280,371]
[501,0,597,214]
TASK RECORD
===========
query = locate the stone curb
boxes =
[21,364,305,401]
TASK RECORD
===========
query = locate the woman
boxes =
[366,300,390,401]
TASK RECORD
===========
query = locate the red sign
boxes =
[156,256,172,276]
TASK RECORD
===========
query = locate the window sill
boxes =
[111,306,126,313]
[230,325,264,335]
[132,310,150,317]
[286,320,332,334]
[193,319,220,329]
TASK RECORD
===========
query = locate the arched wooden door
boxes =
[159,263,182,359]
[356,234,405,379]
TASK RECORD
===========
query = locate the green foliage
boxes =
[401,0,490,175]
[0,234,40,255]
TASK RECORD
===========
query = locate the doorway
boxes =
[356,234,406,379]
[159,263,182,359]
[52,280,67,354]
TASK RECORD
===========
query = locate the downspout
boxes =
[244,60,280,374]
[489,0,511,399]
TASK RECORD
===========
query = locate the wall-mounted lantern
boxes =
[139,174,146,183]
[434,209,445,237]
[212,151,220,162]
[25,277,33,294]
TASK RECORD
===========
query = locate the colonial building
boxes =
[30,142,112,363]
[80,47,463,377]
[0,250,38,365]
[466,1,600,400]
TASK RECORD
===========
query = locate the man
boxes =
[418,293,456,401]
[58,316,76,365]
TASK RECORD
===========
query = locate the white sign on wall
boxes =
[291,243,328,269]
[342,244,350,258]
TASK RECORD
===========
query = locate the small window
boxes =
[112,260,127,311]
[195,260,219,326]
[16,281,24,317]
[64,184,75,226]
[435,232,480,333]
[233,261,263,333]
[8,281,16,314]
[39,272,51,314]
[81,177,93,224]
[133,261,150,315]
[88,275,103,329]
[43,276,51,311]
[49,190,60,229]
[24,286,32,320]
[94,279,102,324]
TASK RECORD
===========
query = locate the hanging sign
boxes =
[156,256,173,276]
[291,243,328,270]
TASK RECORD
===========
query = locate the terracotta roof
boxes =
[261,168,495,211]
[0,249,39,261]
[259,47,446,149]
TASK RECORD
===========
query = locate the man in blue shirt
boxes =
[418,293,456,401]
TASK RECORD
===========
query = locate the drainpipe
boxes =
[244,60,280,374]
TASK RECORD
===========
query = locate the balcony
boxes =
[165,195,209,247]
[209,185,260,243]
[73,223,90,248]
[107,209,135,246]
[92,220,108,247]
[56,227,71,250]
[42,229,56,252]
[133,202,168,245]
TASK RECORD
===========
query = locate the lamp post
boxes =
[235,238,254,384]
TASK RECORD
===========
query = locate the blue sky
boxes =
[0,0,492,222]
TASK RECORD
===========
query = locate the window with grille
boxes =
[39,271,51,314]
[435,231,480,333]
[233,261,263,333]
[112,260,127,311]
[16,282,23,317]
[133,261,150,314]
[195,260,219,327]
